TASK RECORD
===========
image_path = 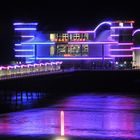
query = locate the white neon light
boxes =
[93,21,112,32]
[15,28,37,30]
[111,26,133,29]
[14,49,34,52]
[132,29,140,36]
[21,35,35,38]
[15,44,21,46]
[110,34,119,37]
[13,23,38,25]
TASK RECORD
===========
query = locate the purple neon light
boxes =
[132,47,140,50]
[111,26,133,29]
[21,42,55,45]
[132,29,140,36]
[110,55,132,57]
[30,57,114,60]
[93,21,112,32]
[110,49,132,51]
[15,28,37,30]
[68,41,118,45]
[67,21,112,33]
[13,23,38,25]
[118,43,133,45]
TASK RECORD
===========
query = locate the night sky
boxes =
[0,0,139,64]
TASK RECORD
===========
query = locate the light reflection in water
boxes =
[0,93,140,139]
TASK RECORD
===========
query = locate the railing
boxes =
[0,61,62,80]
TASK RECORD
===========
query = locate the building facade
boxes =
[13,20,140,69]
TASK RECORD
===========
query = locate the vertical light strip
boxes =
[60,111,64,136]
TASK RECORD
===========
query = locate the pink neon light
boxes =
[60,111,64,136]
[110,55,132,57]
[118,43,133,45]
[132,29,140,36]
[68,41,118,45]
[110,49,132,51]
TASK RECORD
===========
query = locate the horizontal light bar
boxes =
[110,49,132,51]
[68,41,118,45]
[15,55,34,57]
[21,42,55,45]
[118,43,133,45]
[21,35,35,38]
[132,47,140,50]
[13,23,38,25]
[15,44,21,46]
[67,31,94,33]
[111,26,133,29]
[30,57,114,60]
[15,28,37,30]
[110,34,119,37]
[14,49,34,52]
[110,55,132,57]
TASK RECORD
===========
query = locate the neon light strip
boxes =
[21,42,55,45]
[111,26,133,29]
[93,21,112,32]
[15,55,34,57]
[67,31,94,33]
[15,28,37,30]
[13,23,38,25]
[68,41,118,45]
[15,44,21,46]
[60,111,64,136]
[110,55,132,57]
[21,35,35,38]
[132,29,140,36]
[132,47,140,50]
[30,57,113,60]
[118,43,133,45]
[14,49,34,52]
[67,21,112,33]
[110,49,132,51]
[110,34,119,37]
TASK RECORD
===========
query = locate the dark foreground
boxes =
[0,93,140,140]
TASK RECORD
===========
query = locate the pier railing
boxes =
[0,61,62,80]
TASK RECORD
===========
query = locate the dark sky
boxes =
[0,0,139,64]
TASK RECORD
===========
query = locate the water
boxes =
[0,92,140,140]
